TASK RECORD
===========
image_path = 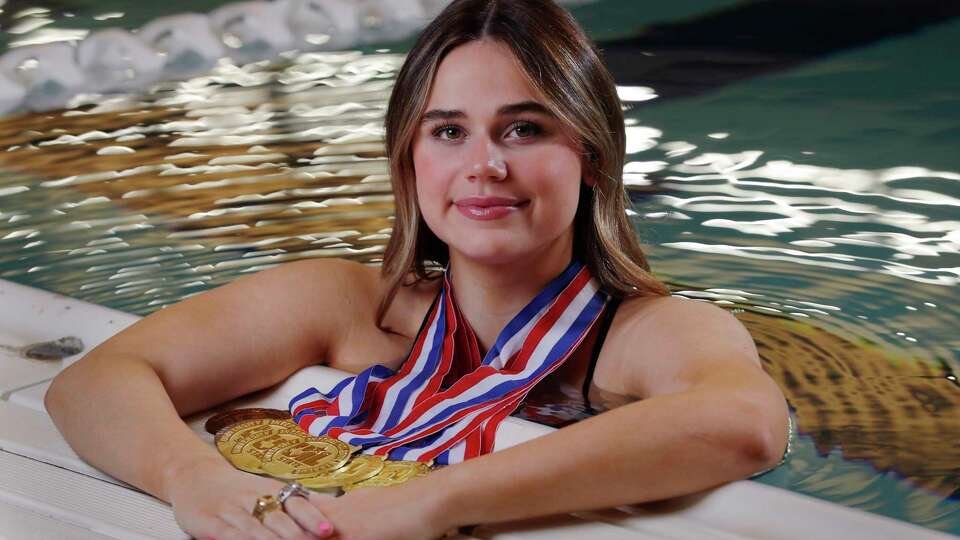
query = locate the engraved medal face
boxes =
[342,459,431,490]
[205,408,291,435]
[230,431,307,473]
[261,436,356,479]
[299,455,386,489]
[215,419,303,472]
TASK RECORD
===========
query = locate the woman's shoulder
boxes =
[281,258,444,333]
[602,294,761,398]
[379,270,444,337]
[257,259,435,368]
[612,293,751,338]
[258,258,381,305]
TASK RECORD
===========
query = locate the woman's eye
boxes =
[432,125,462,140]
[509,121,542,139]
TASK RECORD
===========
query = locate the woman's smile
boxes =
[453,196,530,220]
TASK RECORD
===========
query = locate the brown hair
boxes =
[376,0,671,329]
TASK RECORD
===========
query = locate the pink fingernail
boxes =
[316,522,333,536]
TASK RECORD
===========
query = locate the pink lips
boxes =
[454,196,529,220]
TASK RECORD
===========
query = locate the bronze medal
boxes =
[342,459,431,491]
[205,408,291,435]
[261,436,358,479]
[299,455,386,489]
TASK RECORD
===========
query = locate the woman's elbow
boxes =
[734,402,789,473]
[45,352,111,420]
[45,359,83,420]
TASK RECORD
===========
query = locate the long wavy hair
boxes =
[376,0,672,330]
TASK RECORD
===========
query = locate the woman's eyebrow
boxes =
[498,101,555,117]
[420,101,554,123]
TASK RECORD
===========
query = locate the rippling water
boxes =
[0,0,958,535]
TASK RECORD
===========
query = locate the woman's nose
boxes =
[466,141,507,182]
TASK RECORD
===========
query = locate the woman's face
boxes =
[411,39,590,266]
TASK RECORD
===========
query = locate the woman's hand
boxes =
[165,458,337,540]
[309,477,454,540]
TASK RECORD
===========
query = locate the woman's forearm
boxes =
[426,387,784,529]
[45,354,231,502]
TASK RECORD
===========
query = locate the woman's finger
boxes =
[282,494,335,538]
[203,522,255,540]
[262,509,313,540]
[191,518,250,540]
[221,508,283,540]
[305,490,337,510]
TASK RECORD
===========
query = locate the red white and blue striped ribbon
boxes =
[288,259,608,465]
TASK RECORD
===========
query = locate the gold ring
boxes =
[251,494,281,523]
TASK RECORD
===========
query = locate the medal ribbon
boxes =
[288,259,608,465]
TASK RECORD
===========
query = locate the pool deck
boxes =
[1,277,954,540]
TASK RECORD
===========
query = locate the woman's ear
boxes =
[582,148,599,187]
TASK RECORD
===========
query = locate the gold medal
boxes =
[342,459,432,491]
[215,419,302,472]
[299,455,386,489]
[230,430,308,474]
[205,408,291,435]
[261,436,358,479]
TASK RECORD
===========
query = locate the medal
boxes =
[215,418,301,459]
[342,459,431,491]
[261,436,359,479]
[205,408,291,435]
[229,430,308,474]
[298,455,386,489]
[213,418,435,489]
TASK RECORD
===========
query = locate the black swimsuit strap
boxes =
[415,286,443,337]
[399,285,443,364]
[582,295,622,411]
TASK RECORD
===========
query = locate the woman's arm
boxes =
[438,296,789,526]
[433,374,785,528]
[308,297,789,539]
[44,258,375,538]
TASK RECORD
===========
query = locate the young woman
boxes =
[46,1,791,539]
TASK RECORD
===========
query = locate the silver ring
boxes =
[277,481,310,507]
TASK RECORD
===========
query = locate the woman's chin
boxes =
[443,227,572,268]
[448,242,532,267]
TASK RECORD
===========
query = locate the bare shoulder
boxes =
[261,257,379,296]
[245,257,381,327]
[604,294,762,399]
[293,261,442,371]
[260,256,383,340]
[377,271,444,338]
[274,260,444,368]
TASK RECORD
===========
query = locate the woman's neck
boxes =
[448,240,574,356]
